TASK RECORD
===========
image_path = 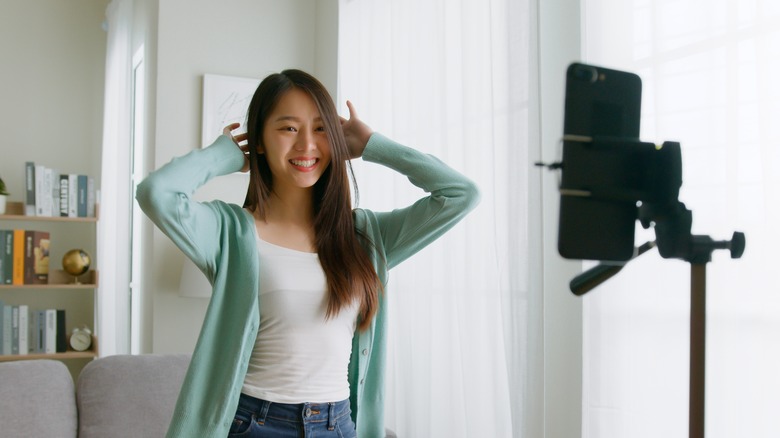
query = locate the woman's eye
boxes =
[281,126,297,132]
[315,126,326,132]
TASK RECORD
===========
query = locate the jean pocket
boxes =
[228,408,255,437]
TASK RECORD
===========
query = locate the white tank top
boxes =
[241,238,359,403]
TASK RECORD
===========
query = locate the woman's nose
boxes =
[295,128,317,151]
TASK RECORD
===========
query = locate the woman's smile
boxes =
[289,157,320,171]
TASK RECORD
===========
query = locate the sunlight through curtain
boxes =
[581,1,780,437]
[338,0,538,436]
[98,0,133,356]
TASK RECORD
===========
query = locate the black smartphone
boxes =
[557,63,643,261]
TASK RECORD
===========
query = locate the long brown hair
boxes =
[243,69,380,331]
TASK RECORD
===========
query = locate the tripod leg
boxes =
[690,263,706,438]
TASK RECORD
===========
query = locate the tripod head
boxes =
[545,63,746,295]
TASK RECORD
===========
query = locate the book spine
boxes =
[51,169,60,218]
[77,175,88,217]
[56,309,66,353]
[34,164,45,216]
[37,310,46,353]
[0,231,6,285]
[29,310,38,353]
[11,306,18,355]
[0,300,4,355]
[1,230,12,285]
[2,305,11,355]
[17,304,28,355]
[68,174,78,217]
[42,167,53,217]
[59,174,69,217]
[12,229,24,285]
[45,309,56,354]
[23,230,34,285]
[31,231,50,284]
[25,162,36,216]
[87,177,95,217]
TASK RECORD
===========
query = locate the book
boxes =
[51,169,60,218]
[77,175,88,217]
[2,304,11,355]
[25,162,36,216]
[31,231,50,284]
[56,309,66,353]
[45,309,56,354]
[0,230,7,284]
[11,305,18,354]
[59,174,69,217]
[29,310,43,353]
[18,304,28,355]
[12,229,24,285]
[42,167,53,217]
[68,174,78,217]
[1,230,12,285]
[0,300,3,354]
[23,230,34,284]
[34,164,45,216]
[87,177,95,217]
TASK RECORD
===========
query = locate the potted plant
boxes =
[0,176,8,215]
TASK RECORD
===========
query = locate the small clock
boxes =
[70,327,92,352]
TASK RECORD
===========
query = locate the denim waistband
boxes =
[237,393,351,430]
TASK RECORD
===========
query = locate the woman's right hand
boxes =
[223,123,250,172]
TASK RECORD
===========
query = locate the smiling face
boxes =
[259,87,332,194]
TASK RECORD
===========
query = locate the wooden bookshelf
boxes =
[0,336,98,362]
[0,270,98,290]
[0,201,97,222]
[1,199,100,366]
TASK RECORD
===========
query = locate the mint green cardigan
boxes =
[136,133,479,437]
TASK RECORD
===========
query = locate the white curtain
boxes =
[338,1,538,437]
[581,1,780,437]
[98,0,134,356]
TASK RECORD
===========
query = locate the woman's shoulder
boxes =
[352,208,377,232]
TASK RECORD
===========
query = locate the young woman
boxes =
[136,69,480,438]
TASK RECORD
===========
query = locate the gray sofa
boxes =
[0,354,190,438]
[0,354,397,437]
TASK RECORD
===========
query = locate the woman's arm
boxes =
[360,133,481,269]
[340,102,479,269]
[135,135,246,273]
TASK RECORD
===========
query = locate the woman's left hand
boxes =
[340,100,373,159]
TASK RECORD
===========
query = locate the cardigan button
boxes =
[362,349,368,356]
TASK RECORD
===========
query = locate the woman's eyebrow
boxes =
[273,115,323,123]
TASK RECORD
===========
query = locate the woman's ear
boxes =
[256,144,264,154]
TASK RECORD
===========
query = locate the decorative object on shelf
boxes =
[0,176,8,215]
[62,249,91,284]
[69,326,92,352]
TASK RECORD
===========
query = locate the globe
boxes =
[62,249,91,278]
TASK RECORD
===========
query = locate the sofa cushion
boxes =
[0,359,78,438]
[76,353,190,438]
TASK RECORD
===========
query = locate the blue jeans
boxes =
[227,393,357,437]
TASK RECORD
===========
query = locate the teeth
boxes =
[291,159,316,167]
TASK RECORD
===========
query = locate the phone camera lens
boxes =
[574,65,598,83]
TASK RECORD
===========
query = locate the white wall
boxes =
[0,0,108,198]
[147,0,338,353]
